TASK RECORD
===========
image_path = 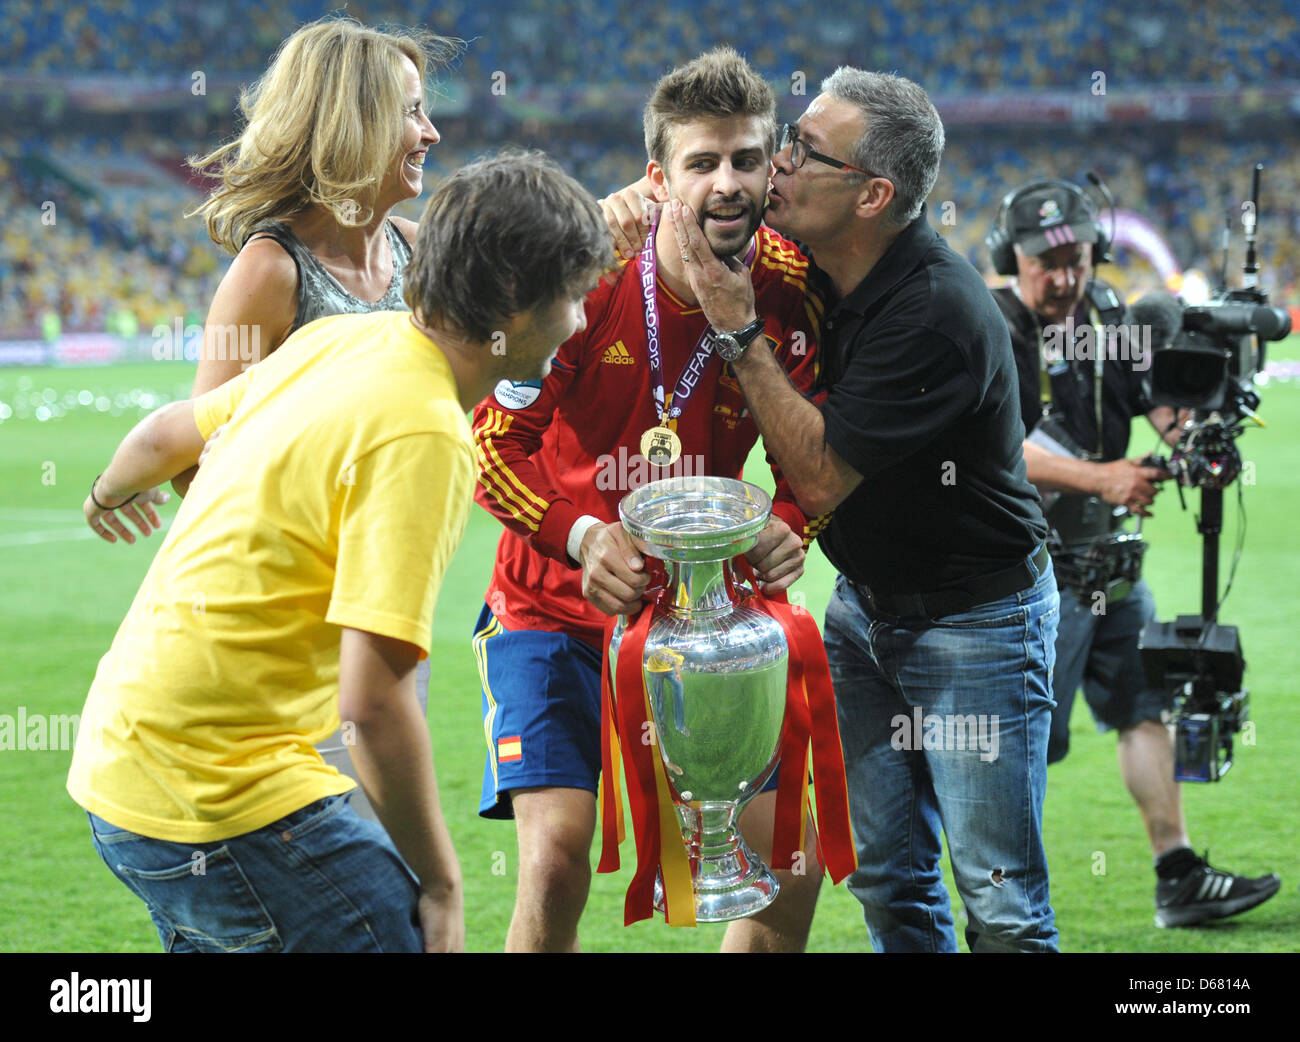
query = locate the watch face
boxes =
[713,333,742,361]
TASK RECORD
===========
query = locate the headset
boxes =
[986,174,1115,276]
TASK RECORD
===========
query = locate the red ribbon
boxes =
[612,600,664,924]
[597,559,667,876]
[598,579,694,925]
[597,613,625,874]
[735,559,857,885]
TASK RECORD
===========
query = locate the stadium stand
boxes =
[5,0,1299,88]
[2,1,1297,336]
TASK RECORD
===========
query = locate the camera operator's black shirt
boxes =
[992,281,1151,462]
[815,210,1047,595]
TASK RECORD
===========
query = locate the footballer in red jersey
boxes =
[471,49,828,953]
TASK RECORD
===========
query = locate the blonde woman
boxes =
[188,17,458,397]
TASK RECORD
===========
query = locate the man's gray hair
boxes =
[821,68,944,227]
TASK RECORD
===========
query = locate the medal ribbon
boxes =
[639,214,756,428]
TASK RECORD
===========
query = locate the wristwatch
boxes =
[712,318,765,362]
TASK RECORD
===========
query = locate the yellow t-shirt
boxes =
[67,312,474,843]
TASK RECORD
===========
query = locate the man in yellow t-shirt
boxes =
[69,153,611,953]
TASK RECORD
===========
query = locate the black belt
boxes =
[849,544,1050,620]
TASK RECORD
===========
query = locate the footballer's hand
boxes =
[1093,457,1166,517]
[417,878,465,953]
[579,521,648,615]
[745,515,804,593]
[599,178,657,261]
[84,483,170,544]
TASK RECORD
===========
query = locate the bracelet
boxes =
[91,474,138,512]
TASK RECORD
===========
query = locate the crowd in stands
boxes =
[3,2,1298,337]
[4,123,1297,338]
[1,133,220,338]
[6,0,1299,91]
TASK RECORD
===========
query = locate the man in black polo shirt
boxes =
[664,68,1058,953]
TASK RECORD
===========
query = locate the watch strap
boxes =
[721,317,765,346]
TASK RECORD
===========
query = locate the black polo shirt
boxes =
[992,282,1151,462]
[816,210,1047,594]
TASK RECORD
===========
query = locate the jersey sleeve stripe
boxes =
[758,257,809,280]
[474,409,549,528]
[475,467,543,531]
[476,410,550,515]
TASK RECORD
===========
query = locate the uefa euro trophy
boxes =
[609,476,788,921]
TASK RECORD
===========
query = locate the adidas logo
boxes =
[602,340,635,365]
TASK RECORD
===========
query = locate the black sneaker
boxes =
[1154,851,1281,928]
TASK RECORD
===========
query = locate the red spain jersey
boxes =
[474,226,826,648]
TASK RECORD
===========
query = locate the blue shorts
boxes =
[472,604,783,821]
[474,604,604,819]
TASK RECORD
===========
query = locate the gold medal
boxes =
[641,425,682,468]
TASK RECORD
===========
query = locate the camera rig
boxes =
[1138,164,1291,782]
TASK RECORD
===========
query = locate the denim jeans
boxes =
[88,793,422,952]
[1049,578,1168,764]
[824,551,1060,953]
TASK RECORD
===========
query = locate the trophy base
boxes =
[653,846,781,923]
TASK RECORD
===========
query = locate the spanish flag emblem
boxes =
[497,735,523,763]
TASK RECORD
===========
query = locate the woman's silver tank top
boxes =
[246,219,412,337]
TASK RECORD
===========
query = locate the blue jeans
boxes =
[824,552,1060,953]
[1049,578,1168,764]
[88,794,422,952]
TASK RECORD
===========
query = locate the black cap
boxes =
[1007,184,1098,257]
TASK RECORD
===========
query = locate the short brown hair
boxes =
[404,151,612,342]
[643,47,776,168]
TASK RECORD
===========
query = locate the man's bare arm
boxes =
[338,627,464,953]
[731,342,863,517]
[1022,440,1166,517]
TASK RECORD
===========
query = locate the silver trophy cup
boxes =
[610,476,788,922]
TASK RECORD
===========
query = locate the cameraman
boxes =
[987,179,1280,928]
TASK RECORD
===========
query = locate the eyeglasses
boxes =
[778,123,881,179]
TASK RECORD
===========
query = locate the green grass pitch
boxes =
[1,350,1297,953]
